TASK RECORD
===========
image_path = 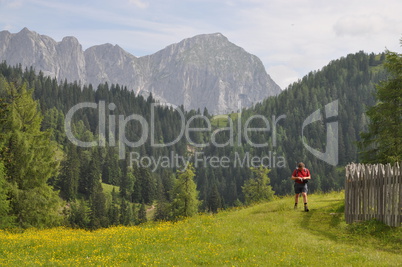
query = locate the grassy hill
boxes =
[0,192,401,266]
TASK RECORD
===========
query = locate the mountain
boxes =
[0,28,281,114]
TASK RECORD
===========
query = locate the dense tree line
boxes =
[0,64,196,228]
[0,49,393,228]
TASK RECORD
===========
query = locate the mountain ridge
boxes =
[0,28,281,114]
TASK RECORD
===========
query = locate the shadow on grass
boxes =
[300,202,402,254]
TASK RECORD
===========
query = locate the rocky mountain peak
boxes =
[0,28,281,114]
[60,36,80,46]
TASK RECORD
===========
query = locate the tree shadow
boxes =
[299,202,402,254]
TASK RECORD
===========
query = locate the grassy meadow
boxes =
[1,191,401,266]
[211,113,239,128]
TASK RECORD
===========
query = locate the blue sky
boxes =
[1,0,401,88]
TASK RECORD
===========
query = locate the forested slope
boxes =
[200,51,387,196]
[0,51,388,228]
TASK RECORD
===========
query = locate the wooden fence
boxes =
[345,162,402,227]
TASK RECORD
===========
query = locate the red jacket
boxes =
[292,168,310,184]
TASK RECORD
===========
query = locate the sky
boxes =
[0,0,401,89]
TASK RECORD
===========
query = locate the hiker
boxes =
[291,162,311,211]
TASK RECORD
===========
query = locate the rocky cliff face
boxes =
[0,28,86,83]
[0,28,281,114]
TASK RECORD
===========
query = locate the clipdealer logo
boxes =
[64,100,339,170]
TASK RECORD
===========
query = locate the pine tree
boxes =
[138,203,147,224]
[120,198,133,225]
[132,166,156,205]
[0,80,62,228]
[131,165,142,203]
[207,181,221,213]
[153,176,170,221]
[102,147,121,185]
[108,188,120,226]
[68,199,91,228]
[79,150,102,198]
[170,164,199,220]
[58,144,80,201]
[0,97,13,228]
[0,160,13,228]
[120,166,135,201]
[89,182,108,229]
[359,41,402,163]
[242,166,275,205]
[140,167,156,205]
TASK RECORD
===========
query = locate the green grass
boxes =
[101,182,119,195]
[1,191,401,266]
[211,113,239,128]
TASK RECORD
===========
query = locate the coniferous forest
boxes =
[0,51,390,229]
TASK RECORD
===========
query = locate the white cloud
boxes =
[334,14,388,36]
[221,0,402,87]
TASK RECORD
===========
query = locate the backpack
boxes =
[296,168,309,183]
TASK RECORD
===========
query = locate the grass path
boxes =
[0,192,401,266]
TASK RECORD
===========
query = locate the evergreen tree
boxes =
[140,167,156,205]
[79,150,102,198]
[131,203,139,225]
[120,198,134,226]
[131,165,142,203]
[102,147,121,185]
[108,188,120,226]
[0,80,62,228]
[153,200,170,221]
[242,166,275,205]
[42,107,66,144]
[0,160,13,228]
[68,199,91,228]
[153,176,170,221]
[207,181,221,213]
[120,166,135,201]
[138,203,147,224]
[170,164,199,219]
[58,144,80,201]
[89,182,108,229]
[132,167,156,205]
[359,42,402,163]
[0,97,13,228]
